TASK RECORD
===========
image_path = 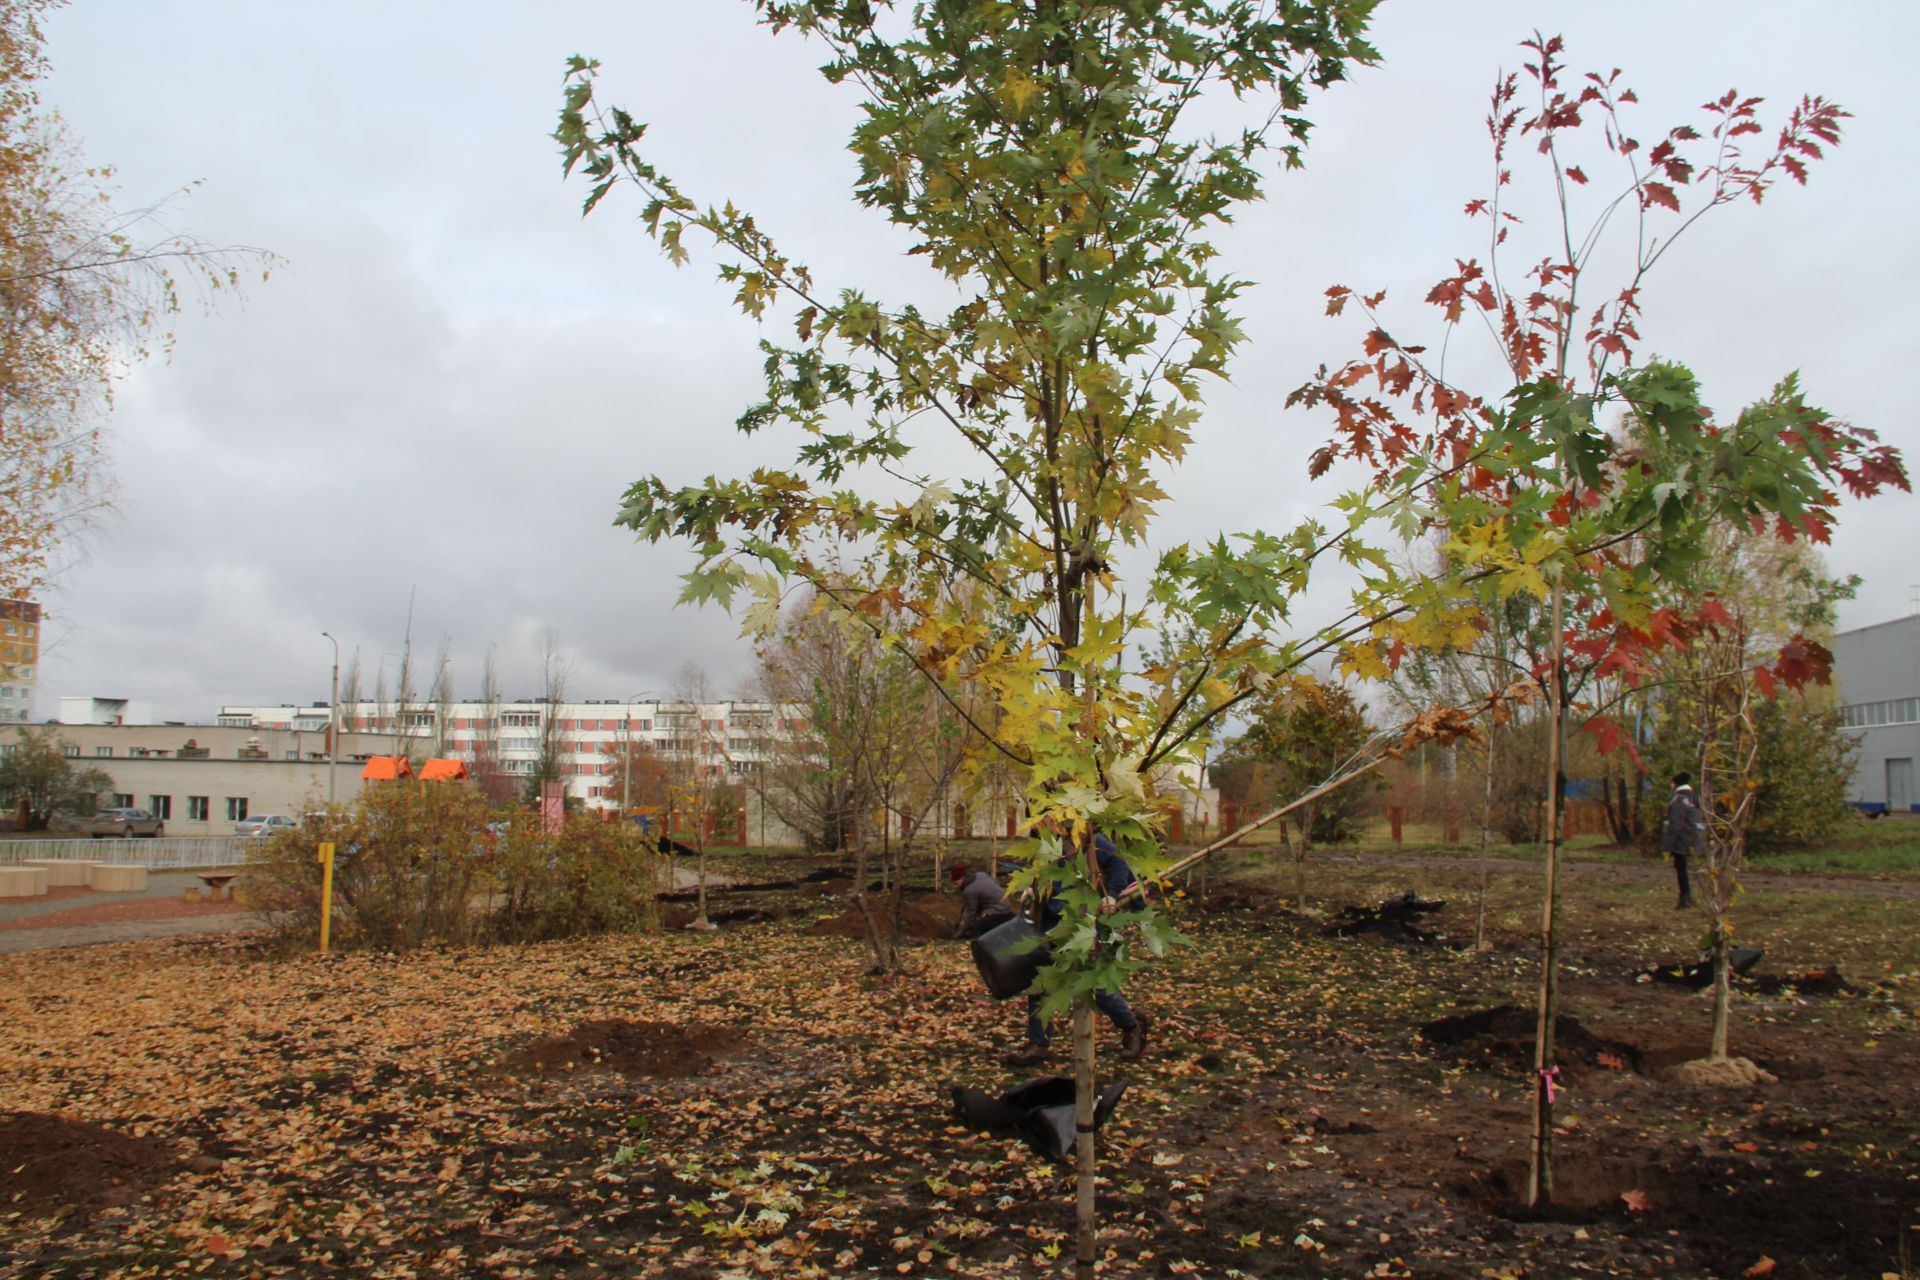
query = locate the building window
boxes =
[112,793,133,808]
[502,712,540,728]
[94,745,111,757]
[188,796,209,821]
[285,751,298,761]
[226,797,249,822]
[1843,697,1920,730]
[63,744,78,758]
[149,795,171,820]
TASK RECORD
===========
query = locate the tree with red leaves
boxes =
[1290,33,1908,1210]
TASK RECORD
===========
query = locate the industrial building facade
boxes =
[1833,615,1920,812]
[0,723,390,834]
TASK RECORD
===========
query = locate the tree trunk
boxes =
[695,838,710,927]
[1476,725,1495,951]
[1527,580,1568,1211]
[884,818,904,975]
[1292,815,1311,913]
[851,813,888,971]
[1072,998,1096,1280]
[1709,922,1731,1060]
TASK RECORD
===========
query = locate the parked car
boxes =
[235,813,298,839]
[90,807,165,838]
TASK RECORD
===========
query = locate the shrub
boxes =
[243,781,493,952]
[491,813,660,942]
[241,784,661,953]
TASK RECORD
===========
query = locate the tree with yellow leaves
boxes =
[0,0,271,601]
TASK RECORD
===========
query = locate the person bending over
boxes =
[1007,835,1150,1066]
[951,862,1015,940]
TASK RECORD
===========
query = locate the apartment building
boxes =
[1834,614,1920,812]
[0,599,39,725]
[214,699,793,811]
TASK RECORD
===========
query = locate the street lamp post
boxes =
[321,631,340,807]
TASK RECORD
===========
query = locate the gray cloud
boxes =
[27,2,1919,721]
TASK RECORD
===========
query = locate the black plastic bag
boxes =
[948,1075,1128,1162]
[970,913,1050,999]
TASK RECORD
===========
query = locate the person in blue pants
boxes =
[1006,834,1151,1066]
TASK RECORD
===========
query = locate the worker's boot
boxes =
[1119,1014,1150,1062]
[1004,1041,1049,1068]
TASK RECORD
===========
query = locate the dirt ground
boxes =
[0,853,1914,1278]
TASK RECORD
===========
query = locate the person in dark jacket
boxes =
[1006,834,1150,1066]
[951,863,1015,939]
[1661,772,1702,909]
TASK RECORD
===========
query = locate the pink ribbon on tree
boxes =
[1539,1065,1561,1104]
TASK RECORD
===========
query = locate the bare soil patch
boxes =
[805,892,958,940]
[501,1018,746,1079]
[0,1111,179,1216]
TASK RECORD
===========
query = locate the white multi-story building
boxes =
[0,599,39,725]
[213,699,794,811]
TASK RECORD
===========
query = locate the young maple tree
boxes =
[1292,33,1906,1207]
[553,3,1512,1267]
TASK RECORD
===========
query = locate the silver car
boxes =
[235,813,298,838]
[90,807,165,838]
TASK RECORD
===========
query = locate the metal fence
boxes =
[0,837,246,870]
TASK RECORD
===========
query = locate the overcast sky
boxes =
[28,2,1919,722]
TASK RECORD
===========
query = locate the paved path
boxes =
[0,872,218,924]
[0,866,734,952]
[0,913,258,953]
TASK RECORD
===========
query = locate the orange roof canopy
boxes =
[419,758,469,781]
[361,755,413,780]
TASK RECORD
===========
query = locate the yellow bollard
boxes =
[317,842,335,955]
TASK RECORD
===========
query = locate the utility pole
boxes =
[322,631,341,807]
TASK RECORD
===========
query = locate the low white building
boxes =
[59,696,157,726]
[1,723,389,834]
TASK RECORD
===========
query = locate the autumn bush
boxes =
[241,783,660,952]
[489,812,660,943]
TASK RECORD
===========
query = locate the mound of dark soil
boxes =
[806,894,959,940]
[1189,884,1270,914]
[1749,965,1856,996]
[661,905,788,930]
[1419,1004,1642,1075]
[1643,947,1764,989]
[1452,1148,1912,1274]
[0,1111,179,1216]
[503,1019,745,1079]
[1328,891,1450,945]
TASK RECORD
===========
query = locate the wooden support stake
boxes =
[317,842,336,955]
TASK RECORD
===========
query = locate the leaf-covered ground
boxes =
[2,852,1916,1279]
